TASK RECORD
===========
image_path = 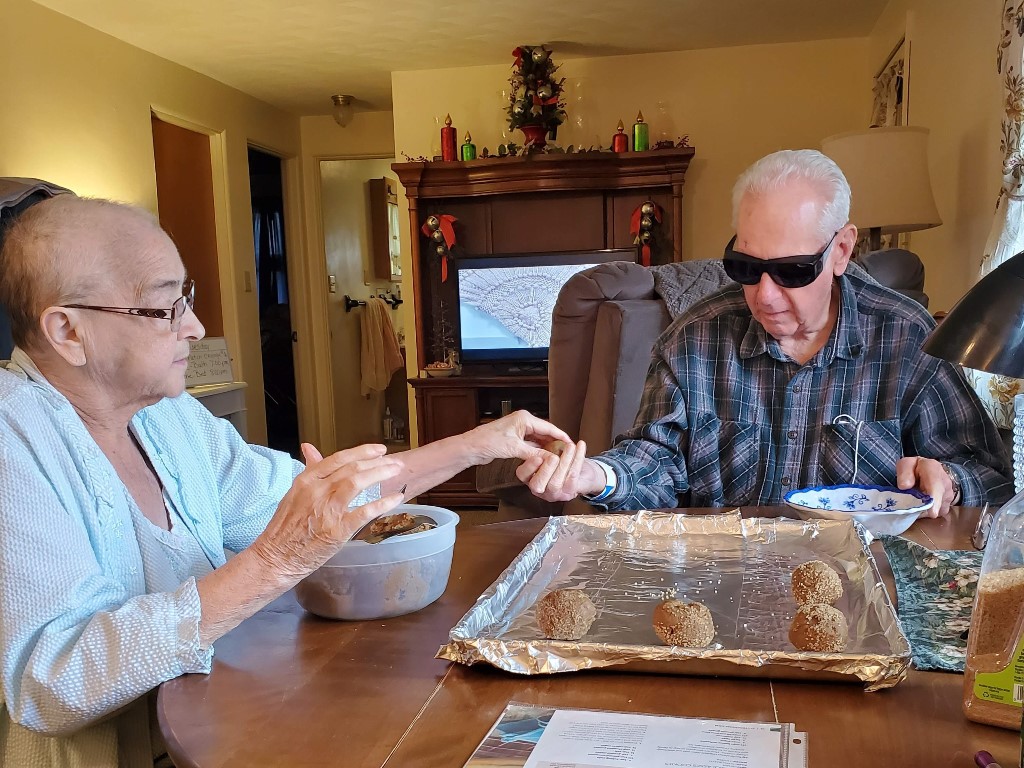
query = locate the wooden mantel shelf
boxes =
[392,147,695,200]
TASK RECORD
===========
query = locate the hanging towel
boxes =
[359,297,404,396]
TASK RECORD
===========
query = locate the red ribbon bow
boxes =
[629,202,663,267]
[421,214,459,282]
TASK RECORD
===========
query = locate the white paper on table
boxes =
[522,708,794,768]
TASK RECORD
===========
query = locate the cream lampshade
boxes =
[821,126,942,250]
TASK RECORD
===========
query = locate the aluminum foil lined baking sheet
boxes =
[437,511,911,690]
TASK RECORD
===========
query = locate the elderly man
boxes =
[522,149,1012,514]
[0,196,570,767]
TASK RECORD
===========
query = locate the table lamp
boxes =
[922,250,1024,377]
[821,126,942,251]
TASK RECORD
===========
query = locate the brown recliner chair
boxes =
[476,254,927,518]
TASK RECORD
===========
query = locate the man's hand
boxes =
[515,439,606,502]
[465,410,574,466]
[896,456,956,518]
[249,443,404,581]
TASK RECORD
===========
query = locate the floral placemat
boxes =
[879,535,981,672]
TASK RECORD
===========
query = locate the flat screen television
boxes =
[455,248,636,364]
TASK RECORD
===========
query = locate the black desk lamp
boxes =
[923,250,1024,378]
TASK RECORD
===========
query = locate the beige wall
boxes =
[869,0,1004,311]
[319,157,403,448]
[392,38,871,443]
[297,112,399,453]
[1,0,305,445]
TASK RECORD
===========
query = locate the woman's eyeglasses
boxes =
[722,232,839,288]
[64,279,195,332]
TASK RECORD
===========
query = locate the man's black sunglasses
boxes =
[722,231,839,288]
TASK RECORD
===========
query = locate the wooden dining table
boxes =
[158,507,1021,767]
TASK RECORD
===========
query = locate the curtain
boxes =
[966,1,1024,430]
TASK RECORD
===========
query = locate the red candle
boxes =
[611,119,629,153]
[441,114,457,162]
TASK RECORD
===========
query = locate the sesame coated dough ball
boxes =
[536,589,597,640]
[543,439,567,456]
[791,560,843,606]
[652,599,716,647]
[789,603,848,652]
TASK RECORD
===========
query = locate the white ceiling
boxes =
[34,0,888,115]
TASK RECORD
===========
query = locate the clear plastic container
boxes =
[963,489,1024,729]
[295,505,459,621]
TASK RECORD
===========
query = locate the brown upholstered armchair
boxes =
[476,253,928,518]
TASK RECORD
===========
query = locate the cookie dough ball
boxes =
[652,599,716,647]
[536,589,597,640]
[789,604,848,652]
[543,439,567,456]
[791,560,843,607]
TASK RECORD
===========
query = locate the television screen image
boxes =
[456,250,634,363]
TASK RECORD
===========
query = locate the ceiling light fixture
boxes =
[331,95,355,128]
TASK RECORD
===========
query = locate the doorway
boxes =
[319,157,407,450]
[151,116,224,336]
[248,147,300,457]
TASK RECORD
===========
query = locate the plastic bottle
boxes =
[382,407,394,442]
[963,488,1024,729]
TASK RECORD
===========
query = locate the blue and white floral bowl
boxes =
[784,484,934,537]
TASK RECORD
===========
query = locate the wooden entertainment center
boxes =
[392,147,694,506]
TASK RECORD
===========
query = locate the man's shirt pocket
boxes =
[819,418,902,487]
[688,417,763,506]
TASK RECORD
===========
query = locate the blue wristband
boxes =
[584,461,616,502]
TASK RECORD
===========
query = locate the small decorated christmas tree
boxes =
[430,298,456,365]
[507,45,566,146]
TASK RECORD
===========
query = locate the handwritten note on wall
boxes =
[185,338,234,386]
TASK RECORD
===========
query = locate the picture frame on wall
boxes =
[871,36,910,129]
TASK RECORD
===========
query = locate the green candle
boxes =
[633,111,649,152]
[461,131,477,161]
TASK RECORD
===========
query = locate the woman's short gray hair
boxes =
[0,197,160,349]
[732,149,851,239]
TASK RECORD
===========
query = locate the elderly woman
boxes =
[0,196,569,767]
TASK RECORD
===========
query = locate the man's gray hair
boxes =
[731,149,851,239]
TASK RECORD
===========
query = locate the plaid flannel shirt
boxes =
[593,272,1013,510]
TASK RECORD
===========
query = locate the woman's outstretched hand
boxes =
[250,443,405,581]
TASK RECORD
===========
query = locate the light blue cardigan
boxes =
[0,349,303,766]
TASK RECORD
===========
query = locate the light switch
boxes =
[328,274,337,293]
[243,270,253,293]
